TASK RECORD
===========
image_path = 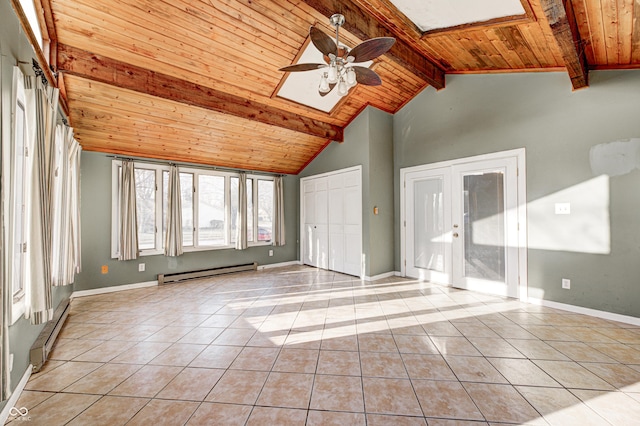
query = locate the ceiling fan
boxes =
[279,14,395,97]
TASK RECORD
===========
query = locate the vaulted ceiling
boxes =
[16,0,640,174]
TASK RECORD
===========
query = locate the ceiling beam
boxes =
[57,44,344,142]
[302,0,446,90]
[540,0,589,90]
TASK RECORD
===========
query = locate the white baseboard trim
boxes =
[71,280,158,299]
[527,298,640,326]
[363,271,399,282]
[257,261,302,270]
[0,364,32,425]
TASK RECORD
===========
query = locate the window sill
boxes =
[113,241,273,259]
[11,299,26,325]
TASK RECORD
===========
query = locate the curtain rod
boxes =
[107,155,286,177]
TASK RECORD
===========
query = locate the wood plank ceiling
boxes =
[31,0,640,174]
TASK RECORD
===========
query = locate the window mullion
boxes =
[193,173,199,247]
[225,176,230,245]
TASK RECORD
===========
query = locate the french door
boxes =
[403,152,524,298]
[405,167,451,284]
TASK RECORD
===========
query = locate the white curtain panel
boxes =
[50,124,68,286]
[273,175,286,246]
[23,76,58,324]
[118,160,139,260]
[49,124,82,286]
[164,165,183,257]
[235,172,248,250]
[67,136,82,279]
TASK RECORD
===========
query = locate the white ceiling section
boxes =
[390,0,526,32]
[277,43,373,113]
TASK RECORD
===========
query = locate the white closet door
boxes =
[342,170,362,277]
[328,174,345,273]
[303,177,328,269]
[301,167,362,277]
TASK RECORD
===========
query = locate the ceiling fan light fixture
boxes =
[337,79,348,96]
[280,14,395,98]
[346,68,357,86]
[327,63,338,84]
[319,73,331,93]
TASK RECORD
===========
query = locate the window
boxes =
[112,161,275,256]
[257,179,274,242]
[135,168,157,250]
[18,0,44,51]
[10,68,28,323]
[197,174,226,246]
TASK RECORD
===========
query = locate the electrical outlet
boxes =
[101,265,108,274]
[269,249,273,257]
[562,278,571,289]
[555,203,571,215]
[138,263,145,272]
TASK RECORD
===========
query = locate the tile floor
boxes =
[7,266,640,425]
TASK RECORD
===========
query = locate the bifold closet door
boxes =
[328,169,362,276]
[303,177,328,269]
[302,168,362,277]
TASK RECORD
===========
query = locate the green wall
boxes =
[394,71,640,317]
[75,152,300,291]
[1,0,74,401]
[300,106,395,277]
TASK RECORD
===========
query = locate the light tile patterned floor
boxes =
[7,266,640,425]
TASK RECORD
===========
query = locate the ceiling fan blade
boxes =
[319,83,336,97]
[352,66,382,86]
[279,63,327,72]
[310,26,337,56]
[347,37,395,63]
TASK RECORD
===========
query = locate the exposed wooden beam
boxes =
[302,0,446,90]
[57,44,344,141]
[540,0,589,90]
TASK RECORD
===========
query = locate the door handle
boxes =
[453,232,459,238]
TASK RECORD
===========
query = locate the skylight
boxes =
[389,0,526,32]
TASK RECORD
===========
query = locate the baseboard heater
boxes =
[157,262,258,285]
[30,298,70,373]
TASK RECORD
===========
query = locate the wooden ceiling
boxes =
[18,0,640,174]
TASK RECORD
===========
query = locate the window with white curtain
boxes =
[163,171,194,247]
[10,69,28,324]
[111,160,276,257]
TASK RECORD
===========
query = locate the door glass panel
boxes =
[414,178,445,272]
[462,172,505,281]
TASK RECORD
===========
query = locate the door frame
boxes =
[300,165,363,277]
[400,149,528,301]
